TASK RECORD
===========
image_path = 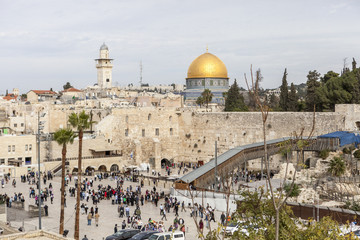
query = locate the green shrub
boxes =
[343,147,351,154]
[328,157,346,177]
[354,149,360,159]
[283,183,301,197]
[319,149,330,159]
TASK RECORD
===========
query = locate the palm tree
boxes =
[328,156,346,177]
[54,128,76,235]
[68,111,92,240]
[201,89,214,109]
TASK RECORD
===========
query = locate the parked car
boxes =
[105,229,140,240]
[129,231,159,240]
[225,222,240,236]
[148,231,184,240]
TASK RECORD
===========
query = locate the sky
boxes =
[0,0,360,94]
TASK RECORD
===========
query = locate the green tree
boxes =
[231,189,346,240]
[224,79,248,112]
[305,70,321,111]
[268,93,279,110]
[54,128,76,235]
[68,111,92,240]
[279,68,288,111]
[196,96,204,106]
[201,89,213,108]
[287,83,298,111]
[283,183,301,197]
[328,156,346,177]
[63,82,73,90]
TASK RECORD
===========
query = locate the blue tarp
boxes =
[318,131,360,147]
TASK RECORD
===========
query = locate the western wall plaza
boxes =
[1,3,360,238]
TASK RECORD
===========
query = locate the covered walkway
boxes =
[175,136,340,190]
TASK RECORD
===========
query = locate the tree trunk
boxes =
[276,209,280,240]
[59,144,66,234]
[74,130,83,240]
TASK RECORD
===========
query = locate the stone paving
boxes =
[0,174,224,240]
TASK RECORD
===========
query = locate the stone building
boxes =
[184,49,229,105]
[95,43,113,89]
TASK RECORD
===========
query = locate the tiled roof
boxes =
[30,90,57,95]
[63,88,82,92]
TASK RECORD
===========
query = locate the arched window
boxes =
[148,114,151,120]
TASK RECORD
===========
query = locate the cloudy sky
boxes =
[0,0,359,94]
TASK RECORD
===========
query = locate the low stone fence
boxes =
[0,204,5,222]
[0,229,71,240]
[10,201,24,210]
[28,205,45,218]
[141,177,174,190]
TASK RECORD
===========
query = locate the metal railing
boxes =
[44,154,122,162]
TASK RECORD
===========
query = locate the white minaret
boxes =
[95,43,113,88]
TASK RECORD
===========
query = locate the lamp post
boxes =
[214,141,217,191]
[37,111,46,230]
[316,186,320,222]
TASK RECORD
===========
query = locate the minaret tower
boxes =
[95,43,113,88]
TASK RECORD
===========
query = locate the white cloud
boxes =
[0,0,359,93]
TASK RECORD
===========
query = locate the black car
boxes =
[105,229,140,240]
[129,231,159,240]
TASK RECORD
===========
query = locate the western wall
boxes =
[95,104,360,170]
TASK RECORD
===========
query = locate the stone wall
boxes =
[96,107,348,170]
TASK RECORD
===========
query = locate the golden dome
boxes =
[187,52,228,79]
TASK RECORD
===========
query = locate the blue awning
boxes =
[318,131,360,147]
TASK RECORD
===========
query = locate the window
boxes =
[29,144,32,151]
[25,144,28,151]
[125,129,129,137]
[25,157,31,165]
[142,129,145,137]
[155,128,159,136]
[21,123,24,127]
[170,128,173,135]
[148,114,151,120]
[0,159,4,165]
[125,115,129,123]
[106,79,110,82]
[169,116,172,122]
[12,145,15,152]
[8,145,11,152]
[14,123,17,127]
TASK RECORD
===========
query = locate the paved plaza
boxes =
[1,173,224,240]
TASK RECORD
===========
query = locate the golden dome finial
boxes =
[206,44,208,53]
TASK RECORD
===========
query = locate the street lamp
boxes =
[37,111,46,230]
[316,186,321,222]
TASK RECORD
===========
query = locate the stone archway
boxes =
[161,158,171,168]
[85,166,95,174]
[98,165,107,172]
[110,164,119,172]
[72,167,78,174]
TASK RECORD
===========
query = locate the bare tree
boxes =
[245,65,316,240]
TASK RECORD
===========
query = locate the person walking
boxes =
[220,212,225,225]
[181,201,186,212]
[199,219,204,233]
[161,210,167,221]
[95,212,100,227]
[82,235,88,240]
[114,224,118,233]
[122,220,126,229]
[87,212,92,226]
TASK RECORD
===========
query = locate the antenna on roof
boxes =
[139,60,143,86]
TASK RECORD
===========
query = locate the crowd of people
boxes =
[1,162,229,239]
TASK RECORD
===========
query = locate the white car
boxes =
[225,222,240,236]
